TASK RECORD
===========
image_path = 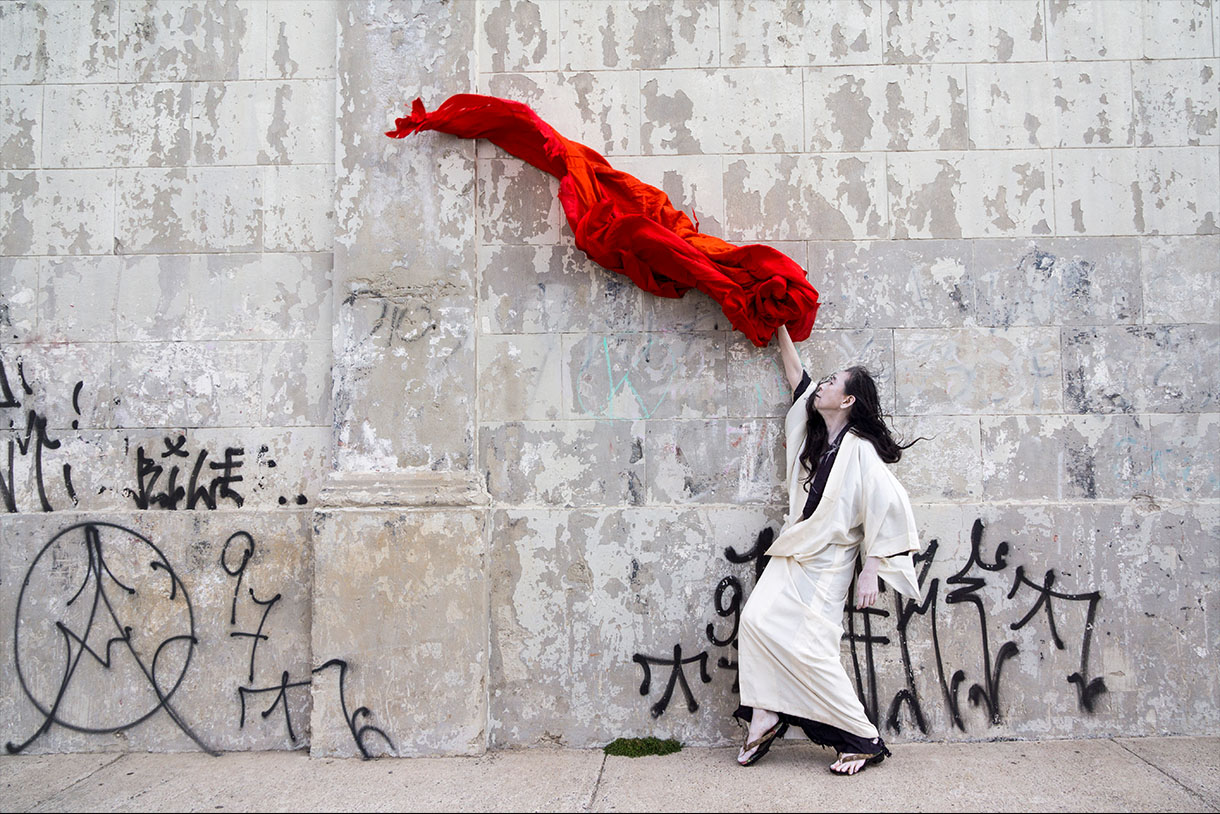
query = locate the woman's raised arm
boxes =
[776,325,804,391]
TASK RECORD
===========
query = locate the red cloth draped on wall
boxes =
[386,94,819,347]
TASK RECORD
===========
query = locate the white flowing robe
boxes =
[738,384,922,738]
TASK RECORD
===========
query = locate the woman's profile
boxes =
[733,324,923,775]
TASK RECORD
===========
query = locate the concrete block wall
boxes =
[468,0,1219,749]
[1,0,336,753]
[2,0,1217,757]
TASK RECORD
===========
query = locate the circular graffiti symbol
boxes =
[13,522,196,735]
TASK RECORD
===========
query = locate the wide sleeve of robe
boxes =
[855,444,923,600]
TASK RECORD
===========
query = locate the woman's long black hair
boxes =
[799,366,920,489]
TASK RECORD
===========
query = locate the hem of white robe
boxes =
[737,691,881,741]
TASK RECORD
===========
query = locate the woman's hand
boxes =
[855,558,881,609]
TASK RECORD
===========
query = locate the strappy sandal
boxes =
[829,751,886,775]
[737,720,789,766]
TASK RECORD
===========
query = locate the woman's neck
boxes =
[820,410,850,444]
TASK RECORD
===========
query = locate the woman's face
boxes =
[813,369,853,413]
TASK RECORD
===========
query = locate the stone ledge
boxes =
[316,470,490,508]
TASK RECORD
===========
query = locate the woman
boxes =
[733,324,923,775]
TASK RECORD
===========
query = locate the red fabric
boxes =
[386,94,818,347]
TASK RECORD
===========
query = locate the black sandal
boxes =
[829,751,886,775]
[737,721,789,766]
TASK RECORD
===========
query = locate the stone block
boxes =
[311,507,488,757]
[724,153,887,241]
[116,167,262,253]
[1150,413,1220,500]
[43,83,192,168]
[1134,59,1219,147]
[980,414,1155,501]
[884,0,1045,63]
[118,0,266,82]
[720,0,882,67]
[1,85,41,169]
[1137,147,1220,235]
[890,416,983,502]
[644,418,785,505]
[611,155,726,237]
[476,158,566,246]
[36,256,121,343]
[184,253,332,342]
[1,257,39,341]
[1,170,115,255]
[264,165,335,252]
[110,341,266,429]
[640,69,803,155]
[478,0,560,73]
[261,340,331,427]
[1,341,115,430]
[968,61,1134,149]
[1052,149,1140,236]
[1063,325,1220,413]
[477,333,564,422]
[807,240,973,329]
[972,237,1142,327]
[805,65,968,152]
[269,0,337,79]
[477,244,644,335]
[1058,147,1220,236]
[723,339,790,419]
[483,71,639,155]
[888,151,1052,239]
[488,505,782,748]
[332,295,475,472]
[563,332,726,420]
[479,420,645,507]
[0,511,314,753]
[192,79,334,165]
[1140,235,1220,324]
[560,0,718,70]
[895,327,1061,414]
[1141,0,1215,59]
[114,255,193,342]
[0,0,119,83]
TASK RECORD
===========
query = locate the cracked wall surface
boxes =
[1,0,1218,757]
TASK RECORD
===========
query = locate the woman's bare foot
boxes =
[737,708,780,764]
[830,739,884,775]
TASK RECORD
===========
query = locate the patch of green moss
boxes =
[602,736,683,758]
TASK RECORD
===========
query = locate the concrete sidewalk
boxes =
[2,736,1217,812]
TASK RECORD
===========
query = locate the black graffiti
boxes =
[6,522,216,755]
[0,357,80,513]
[724,526,773,584]
[632,644,712,719]
[706,576,744,693]
[235,661,395,759]
[841,518,1109,736]
[1007,566,1107,712]
[220,531,281,683]
[222,531,394,758]
[845,598,891,727]
[127,435,245,510]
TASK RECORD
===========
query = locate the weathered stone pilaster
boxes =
[311,1,487,757]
